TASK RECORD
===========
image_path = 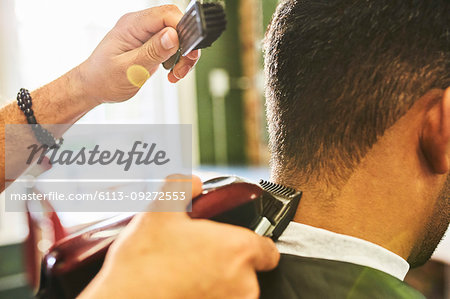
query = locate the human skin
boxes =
[287,87,450,267]
[0,4,200,191]
[0,5,281,298]
[79,175,280,299]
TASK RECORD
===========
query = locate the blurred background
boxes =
[0,0,448,298]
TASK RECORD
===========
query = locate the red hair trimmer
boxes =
[36,176,302,299]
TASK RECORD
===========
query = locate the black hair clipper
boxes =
[163,0,227,70]
[190,176,302,240]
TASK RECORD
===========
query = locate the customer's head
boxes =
[264,0,449,267]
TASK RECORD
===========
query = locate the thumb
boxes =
[129,174,201,230]
[147,174,201,214]
[137,27,179,69]
[250,236,280,272]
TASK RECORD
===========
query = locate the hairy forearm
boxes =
[0,4,199,193]
[0,65,98,192]
[2,65,95,125]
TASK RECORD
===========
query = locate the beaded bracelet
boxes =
[17,88,63,149]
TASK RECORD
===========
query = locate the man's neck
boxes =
[292,190,414,261]
[277,104,437,262]
[272,89,447,269]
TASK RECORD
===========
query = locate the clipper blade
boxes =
[259,179,298,199]
[258,179,302,240]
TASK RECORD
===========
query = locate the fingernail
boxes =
[161,31,176,50]
[176,65,191,78]
[187,50,199,59]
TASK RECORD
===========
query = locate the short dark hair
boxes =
[264,0,450,187]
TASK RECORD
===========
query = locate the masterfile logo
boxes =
[4,124,192,212]
[26,141,170,171]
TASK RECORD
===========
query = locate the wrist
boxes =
[67,63,100,110]
[27,65,100,126]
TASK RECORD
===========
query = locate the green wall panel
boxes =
[196,0,245,165]
[195,0,279,165]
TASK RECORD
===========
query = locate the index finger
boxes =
[121,5,184,42]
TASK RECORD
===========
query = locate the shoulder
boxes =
[258,254,425,299]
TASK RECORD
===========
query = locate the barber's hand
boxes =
[80,175,280,299]
[78,5,200,105]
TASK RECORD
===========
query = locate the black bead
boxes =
[17,88,63,148]
[45,137,54,145]
[27,115,37,124]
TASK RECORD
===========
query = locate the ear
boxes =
[420,87,450,174]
